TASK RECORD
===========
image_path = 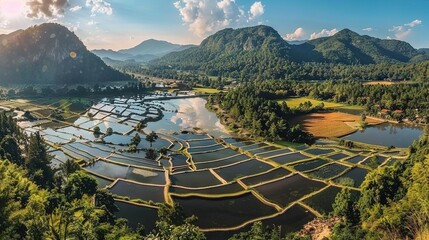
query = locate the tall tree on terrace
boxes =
[145,131,158,148]
[25,132,54,188]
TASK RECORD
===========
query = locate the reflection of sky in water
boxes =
[343,122,423,148]
[145,98,230,138]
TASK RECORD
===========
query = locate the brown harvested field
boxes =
[363,81,396,85]
[291,112,383,138]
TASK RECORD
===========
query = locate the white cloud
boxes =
[27,0,69,19]
[87,20,98,26]
[86,0,113,16]
[310,28,338,40]
[283,27,305,41]
[174,0,264,37]
[67,22,80,32]
[249,1,264,21]
[362,27,373,32]
[387,19,422,40]
[70,5,82,12]
[0,20,9,29]
[405,19,422,27]
[389,25,412,40]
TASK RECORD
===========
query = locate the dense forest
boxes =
[119,60,429,88]
[207,84,315,143]
[211,80,429,122]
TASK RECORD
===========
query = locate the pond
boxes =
[144,98,231,138]
[342,122,423,148]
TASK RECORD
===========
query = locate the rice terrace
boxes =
[2,1,429,239]
[1,91,415,239]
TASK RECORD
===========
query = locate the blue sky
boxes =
[0,0,427,50]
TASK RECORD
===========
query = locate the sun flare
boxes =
[0,0,25,20]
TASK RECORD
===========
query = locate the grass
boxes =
[278,97,364,111]
[192,88,223,94]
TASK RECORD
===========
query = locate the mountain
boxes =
[419,48,429,54]
[153,25,292,76]
[92,39,195,64]
[0,23,130,84]
[91,49,135,61]
[296,29,421,64]
[153,25,428,71]
[286,40,308,45]
[119,39,194,56]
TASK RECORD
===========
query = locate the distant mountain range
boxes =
[92,39,195,63]
[0,23,130,84]
[153,25,429,70]
[286,40,308,45]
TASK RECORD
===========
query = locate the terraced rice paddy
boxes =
[240,168,291,187]
[170,182,245,196]
[109,180,165,202]
[254,174,326,207]
[334,167,369,187]
[303,186,342,214]
[268,152,309,165]
[292,159,330,172]
[10,95,405,238]
[307,163,350,180]
[214,159,273,182]
[171,170,223,188]
[173,193,278,229]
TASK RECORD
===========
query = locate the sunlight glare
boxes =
[0,0,25,20]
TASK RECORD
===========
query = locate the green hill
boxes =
[151,26,428,78]
[0,23,130,84]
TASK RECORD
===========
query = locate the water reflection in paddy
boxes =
[144,98,231,138]
[343,122,423,148]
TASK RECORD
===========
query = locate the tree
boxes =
[93,126,101,137]
[158,147,168,156]
[25,132,54,188]
[333,189,360,224]
[0,135,22,165]
[145,148,157,160]
[131,133,141,146]
[64,171,97,201]
[106,127,113,136]
[148,204,206,240]
[61,159,80,176]
[145,131,158,148]
[95,189,119,222]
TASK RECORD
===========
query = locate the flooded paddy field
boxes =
[11,95,413,238]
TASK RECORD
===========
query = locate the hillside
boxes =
[298,29,420,64]
[0,23,130,84]
[153,25,292,77]
[93,39,195,63]
[151,25,428,76]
